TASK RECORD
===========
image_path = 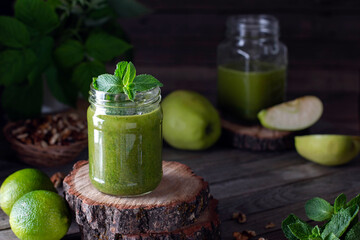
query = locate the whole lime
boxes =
[10,190,71,240]
[0,168,56,215]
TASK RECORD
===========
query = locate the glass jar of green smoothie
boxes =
[217,15,287,123]
[88,85,163,196]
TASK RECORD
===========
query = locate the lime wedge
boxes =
[258,96,323,131]
[295,135,360,166]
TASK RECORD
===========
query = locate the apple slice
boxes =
[258,96,323,131]
[295,135,360,166]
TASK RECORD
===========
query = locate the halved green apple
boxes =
[258,96,323,131]
[295,135,360,166]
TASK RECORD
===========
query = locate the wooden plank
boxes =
[217,169,360,239]
[260,230,288,240]
[139,0,360,14]
[168,150,306,185]
[0,228,82,240]
[0,210,9,231]
[217,159,360,221]
[121,14,360,42]
[287,69,359,93]
[222,201,306,238]
[127,40,360,68]
[210,161,337,200]
[62,233,81,240]
[0,229,17,240]
[221,188,360,239]
[120,14,360,67]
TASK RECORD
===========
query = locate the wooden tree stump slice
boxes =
[79,199,221,240]
[222,119,295,151]
[64,160,210,235]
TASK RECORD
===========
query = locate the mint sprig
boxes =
[282,193,360,240]
[93,61,163,100]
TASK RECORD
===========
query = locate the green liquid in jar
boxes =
[87,106,163,196]
[217,61,286,122]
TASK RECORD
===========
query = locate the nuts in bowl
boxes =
[3,112,88,167]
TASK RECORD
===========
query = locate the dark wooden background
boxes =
[119,0,360,134]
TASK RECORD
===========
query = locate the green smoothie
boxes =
[87,106,163,196]
[218,61,286,122]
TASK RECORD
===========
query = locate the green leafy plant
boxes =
[282,193,360,240]
[93,61,162,100]
[0,0,150,120]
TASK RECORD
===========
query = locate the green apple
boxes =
[295,135,360,166]
[258,96,323,131]
[162,90,221,150]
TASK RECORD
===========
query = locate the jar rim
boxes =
[88,84,161,108]
[226,14,279,39]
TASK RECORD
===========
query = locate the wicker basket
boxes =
[3,122,88,167]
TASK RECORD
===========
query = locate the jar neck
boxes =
[226,15,280,41]
[89,85,161,115]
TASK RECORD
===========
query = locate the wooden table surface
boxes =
[0,92,359,240]
[1,130,360,239]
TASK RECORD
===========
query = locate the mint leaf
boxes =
[334,194,347,213]
[93,61,162,100]
[85,32,132,62]
[312,225,321,236]
[0,49,36,86]
[347,194,360,208]
[345,222,360,240]
[54,39,84,69]
[72,61,106,99]
[282,214,302,240]
[324,233,340,240]
[133,74,163,92]
[15,0,59,34]
[28,36,54,85]
[321,205,359,238]
[2,81,42,120]
[114,61,128,80]
[123,87,135,100]
[288,221,312,239]
[305,197,334,221]
[309,226,323,240]
[93,74,123,93]
[120,62,137,100]
[0,16,30,48]
[122,62,136,87]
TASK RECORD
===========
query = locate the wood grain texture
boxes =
[119,13,360,68]
[0,89,358,240]
[0,211,9,231]
[139,0,360,13]
[64,160,210,235]
[1,146,360,239]
[221,119,294,151]
[0,229,17,240]
[79,199,221,240]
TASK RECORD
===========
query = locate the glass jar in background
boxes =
[217,15,287,123]
[87,85,163,196]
